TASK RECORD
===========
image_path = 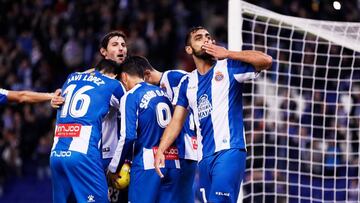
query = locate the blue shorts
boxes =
[198,148,246,203]
[176,159,197,203]
[50,150,109,203]
[129,168,180,203]
[103,158,129,203]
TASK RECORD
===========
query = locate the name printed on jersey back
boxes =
[67,73,105,86]
[140,90,169,109]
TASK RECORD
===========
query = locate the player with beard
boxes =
[51,31,129,203]
[154,26,272,203]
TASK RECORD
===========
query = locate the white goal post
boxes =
[229,1,360,202]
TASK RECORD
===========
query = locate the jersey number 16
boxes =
[60,84,94,118]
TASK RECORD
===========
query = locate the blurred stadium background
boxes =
[0,0,359,202]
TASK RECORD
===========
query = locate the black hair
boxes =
[95,59,121,75]
[100,30,127,49]
[136,55,155,71]
[119,56,147,79]
[185,26,206,46]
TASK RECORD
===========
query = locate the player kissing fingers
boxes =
[202,44,229,60]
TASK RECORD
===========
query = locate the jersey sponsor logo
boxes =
[191,136,198,150]
[51,150,72,157]
[153,146,179,160]
[197,94,212,120]
[214,71,224,81]
[55,124,82,137]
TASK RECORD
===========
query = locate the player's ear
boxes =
[185,46,192,55]
[100,48,107,57]
[120,72,127,82]
[143,70,151,82]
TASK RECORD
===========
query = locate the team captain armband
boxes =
[153,146,179,160]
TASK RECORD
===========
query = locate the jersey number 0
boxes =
[155,102,172,128]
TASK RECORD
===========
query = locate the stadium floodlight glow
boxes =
[333,1,341,10]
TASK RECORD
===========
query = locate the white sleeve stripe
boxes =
[110,94,120,108]
[108,94,128,173]
[173,76,188,105]
[233,72,259,83]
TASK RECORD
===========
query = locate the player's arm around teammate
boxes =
[1,88,63,104]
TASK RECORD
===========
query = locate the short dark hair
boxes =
[95,59,121,75]
[119,56,146,79]
[100,30,127,49]
[185,26,206,46]
[136,56,155,71]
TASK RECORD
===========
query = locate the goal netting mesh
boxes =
[229,1,360,202]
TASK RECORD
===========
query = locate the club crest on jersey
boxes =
[214,71,224,81]
[197,94,212,120]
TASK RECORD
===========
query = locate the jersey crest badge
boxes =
[214,71,224,81]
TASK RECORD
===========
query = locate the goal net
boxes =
[228,1,360,202]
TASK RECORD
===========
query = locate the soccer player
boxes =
[142,60,197,203]
[0,88,61,104]
[50,59,125,203]
[154,26,272,203]
[98,30,128,168]
[51,30,129,203]
[108,56,180,203]
[99,31,129,203]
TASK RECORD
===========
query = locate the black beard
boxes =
[193,48,214,61]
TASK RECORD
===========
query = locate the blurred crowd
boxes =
[0,0,359,201]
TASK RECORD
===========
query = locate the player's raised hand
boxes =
[50,89,64,108]
[202,43,229,60]
[154,150,165,178]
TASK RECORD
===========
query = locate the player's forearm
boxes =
[227,50,272,71]
[158,127,180,153]
[158,117,185,154]
[108,139,133,173]
[10,91,54,103]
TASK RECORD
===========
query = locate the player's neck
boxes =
[154,70,163,86]
[194,57,215,75]
[129,77,144,89]
[104,72,116,78]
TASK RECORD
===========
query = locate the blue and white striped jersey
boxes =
[109,82,180,172]
[0,89,8,104]
[160,70,197,161]
[101,92,124,160]
[176,59,259,161]
[52,71,125,158]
